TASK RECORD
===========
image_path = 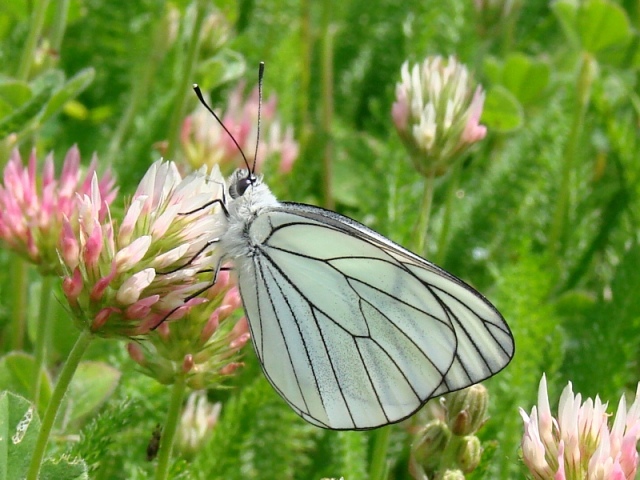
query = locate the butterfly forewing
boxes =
[233,202,514,430]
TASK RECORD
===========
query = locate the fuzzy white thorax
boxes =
[219,169,279,261]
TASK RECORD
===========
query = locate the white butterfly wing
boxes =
[234,202,514,430]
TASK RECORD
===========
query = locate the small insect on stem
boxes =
[146,424,162,461]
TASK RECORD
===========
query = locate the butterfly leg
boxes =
[151,258,229,330]
[157,238,221,274]
[179,197,229,217]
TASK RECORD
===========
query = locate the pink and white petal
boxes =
[115,235,152,272]
[119,196,146,245]
[150,244,190,270]
[116,268,156,305]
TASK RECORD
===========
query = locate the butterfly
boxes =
[193,68,514,430]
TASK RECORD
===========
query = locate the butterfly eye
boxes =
[230,175,255,199]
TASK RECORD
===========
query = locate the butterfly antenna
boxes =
[192,84,251,172]
[251,62,265,175]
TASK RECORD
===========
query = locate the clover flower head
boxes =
[126,267,249,388]
[0,146,116,274]
[61,160,226,338]
[520,374,640,480]
[180,81,299,175]
[392,56,486,177]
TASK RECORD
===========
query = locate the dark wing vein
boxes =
[357,296,432,401]
[258,250,359,428]
[308,305,357,427]
[346,276,454,378]
[266,243,453,328]
[253,257,310,415]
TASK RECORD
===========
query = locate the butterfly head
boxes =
[226,168,278,217]
[228,169,258,199]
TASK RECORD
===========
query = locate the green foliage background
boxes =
[1,0,640,478]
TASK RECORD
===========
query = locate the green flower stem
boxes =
[298,0,312,152]
[369,426,391,480]
[32,275,54,408]
[548,52,596,259]
[320,0,335,210]
[27,328,93,480]
[165,0,208,161]
[104,9,176,166]
[438,433,465,474]
[49,0,70,52]
[435,161,462,265]
[155,375,187,480]
[10,256,28,351]
[415,170,436,256]
[17,0,51,80]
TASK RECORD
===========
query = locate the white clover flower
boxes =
[392,56,487,177]
[520,374,640,480]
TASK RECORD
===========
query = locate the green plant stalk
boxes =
[320,1,335,210]
[10,256,28,351]
[155,375,187,480]
[435,161,462,264]
[26,328,93,480]
[165,0,208,161]
[369,426,391,480]
[437,433,466,474]
[32,275,54,408]
[298,0,312,151]
[548,53,595,259]
[17,0,52,80]
[499,1,522,56]
[105,8,175,166]
[415,170,436,256]
[49,0,70,52]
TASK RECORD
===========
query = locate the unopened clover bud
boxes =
[439,469,465,480]
[412,420,451,470]
[127,342,146,366]
[473,0,520,38]
[182,354,194,373]
[456,435,482,473]
[445,384,488,436]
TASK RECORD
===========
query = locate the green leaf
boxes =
[40,456,88,480]
[0,352,52,416]
[502,53,550,105]
[482,56,502,85]
[64,362,121,426]
[0,391,41,480]
[41,68,95,123]
[0,391,88,480]
[481,86,523,133]
[0,71,62,139]
[0,80,32,109]
[577,0,631,53]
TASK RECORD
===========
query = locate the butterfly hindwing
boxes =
[234,203,513,430]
